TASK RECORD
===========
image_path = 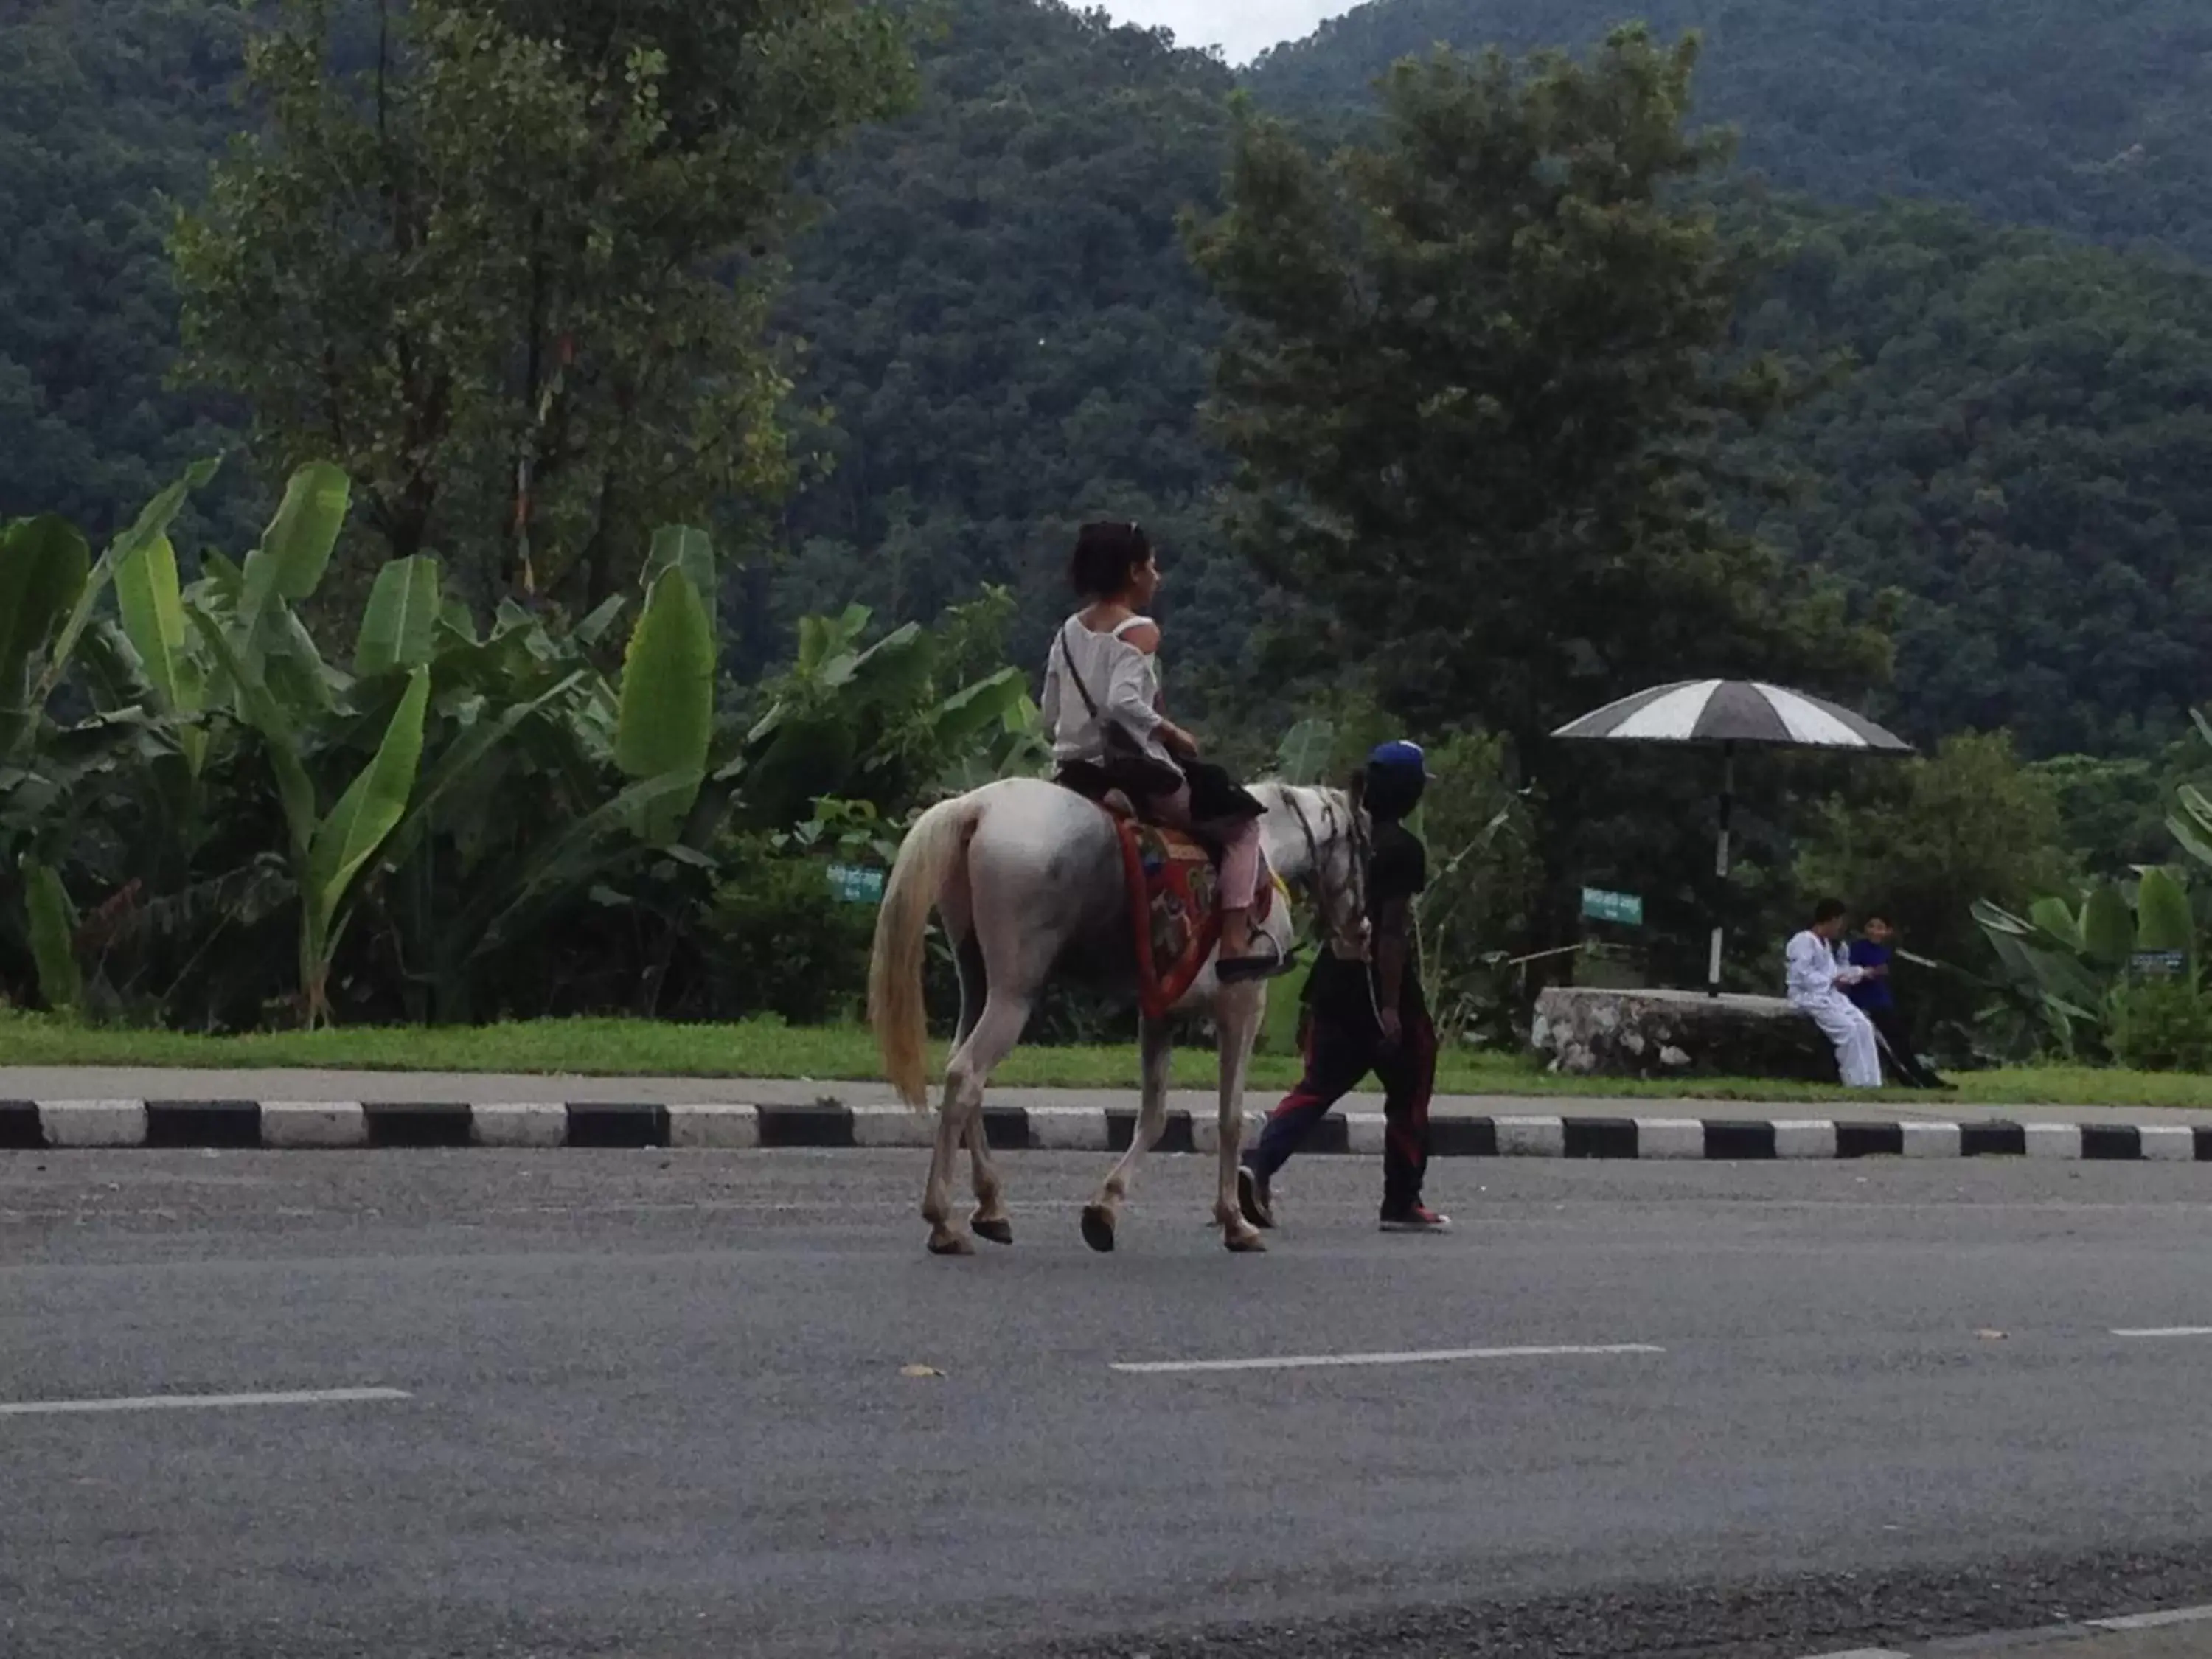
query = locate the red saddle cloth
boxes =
[1114,818,1274,1020]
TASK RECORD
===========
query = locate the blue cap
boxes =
[1367,740,1432,778]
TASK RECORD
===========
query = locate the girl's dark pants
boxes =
[1243,1001,1436,1211]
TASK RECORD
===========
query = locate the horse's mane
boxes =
[1251,779,1352,814]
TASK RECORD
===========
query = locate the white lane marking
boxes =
[2091,1603,2212,1631]
[0,1387,411,1418]
[1798,1649,1909,1658]
[2112,1326,2212,1339]
[1112,1343,1663,1375]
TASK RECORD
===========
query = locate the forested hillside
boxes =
[760,1,1244,677]
[0,1,260,549]
[1742,200,2212,756]
[1248,0,2212,264]
[7,0,2212,754]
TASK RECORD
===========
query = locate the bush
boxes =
[703,842,874,1026]
[2110,978,2212,1074]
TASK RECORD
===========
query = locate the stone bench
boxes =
[1531,985,1839,1082]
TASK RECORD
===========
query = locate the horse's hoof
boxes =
[927,1231,976,1257]
[973,1216,1014,1247]
[1224,1226,1268,1254]
[1079,1204,1117,1253]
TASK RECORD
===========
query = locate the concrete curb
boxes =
[5,1099,2212,1160]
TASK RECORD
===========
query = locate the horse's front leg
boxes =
[1214,979,1267,1253]
[1082,1011,1172,1253]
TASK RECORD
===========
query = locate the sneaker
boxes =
[1378,1203,1451,1234]
[1237,1164,1276,1230]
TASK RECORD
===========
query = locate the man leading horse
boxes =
[868,523,1371,1257]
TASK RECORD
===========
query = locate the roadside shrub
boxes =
[703,841,873,1025]
[2110,978,2212,1074]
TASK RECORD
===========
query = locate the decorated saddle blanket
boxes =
[1114,818,1276,1020]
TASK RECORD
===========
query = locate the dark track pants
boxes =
[1244,1002,1436,1210]
[1868,1004,1944,1088]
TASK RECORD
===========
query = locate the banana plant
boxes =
[194,597,432,1025]
[1975,866,2197,1057]
[614,560,715,845]
[4,471,218,1007]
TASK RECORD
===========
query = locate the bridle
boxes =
[1282,786,1369,956]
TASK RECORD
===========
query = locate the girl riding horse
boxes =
[1040,521,1286,981]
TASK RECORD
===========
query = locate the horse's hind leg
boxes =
[953,931,1013,1245]
[925,988,1032,1256]
[1082,1012,1171,1253]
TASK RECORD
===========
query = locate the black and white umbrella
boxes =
[1553,679,1912,751]
[1553,680,1913,994]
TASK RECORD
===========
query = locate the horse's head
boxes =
[1257,783,1371,961]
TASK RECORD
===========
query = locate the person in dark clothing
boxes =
[1846,912,1952,1090]
[1238,741,1450,1234]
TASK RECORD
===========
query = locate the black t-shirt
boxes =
[1307,821,1427,1025]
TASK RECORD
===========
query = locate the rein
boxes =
[1283,786,1368,954]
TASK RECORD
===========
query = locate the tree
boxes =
[1796,731,2068,1043]
[1246,0,2212,269]
[171,0,914,612]
[1187,27,1884,966]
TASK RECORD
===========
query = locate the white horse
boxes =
[868,777,1369,1256]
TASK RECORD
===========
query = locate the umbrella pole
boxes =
[1708,743,1734,998]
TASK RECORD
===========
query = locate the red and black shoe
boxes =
[1378,1203,1451,1234]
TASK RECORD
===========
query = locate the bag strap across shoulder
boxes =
[1057,625,1105,722]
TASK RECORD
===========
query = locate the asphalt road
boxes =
[5,1150,2212,1659]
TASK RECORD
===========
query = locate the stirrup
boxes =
[1217,936,1299,984]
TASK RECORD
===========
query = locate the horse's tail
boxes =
[869,792,984,1110]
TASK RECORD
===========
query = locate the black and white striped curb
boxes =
[5,1099,2212,1159]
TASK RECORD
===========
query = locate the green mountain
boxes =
[1248,0,2212,264]
[7,0,2212,758]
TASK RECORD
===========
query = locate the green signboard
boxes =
[1581,887,1644,927]
[827,863,887,905]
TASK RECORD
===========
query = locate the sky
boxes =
[1099,0,1351,64]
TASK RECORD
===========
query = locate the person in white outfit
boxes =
[1784,897,1882,1088]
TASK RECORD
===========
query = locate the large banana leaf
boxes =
[355,555,445,676]
[931,667,1028,745]
[1972,897,2109,1015]
[847,621,931,706]
[21,856,81,1013]
[2079,883,2135,967]
[187,607,317,863]
[2135,866,2194,963]
[114,532,209,776]
[2028,896,2081,951]
[307,667,431,933]
[642,525,715,609]
[0,516,91,712]
[614,566,714,841]
[243,462,349,630]
[39,459,219,709]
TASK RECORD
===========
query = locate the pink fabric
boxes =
[1147,783,1263,911]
